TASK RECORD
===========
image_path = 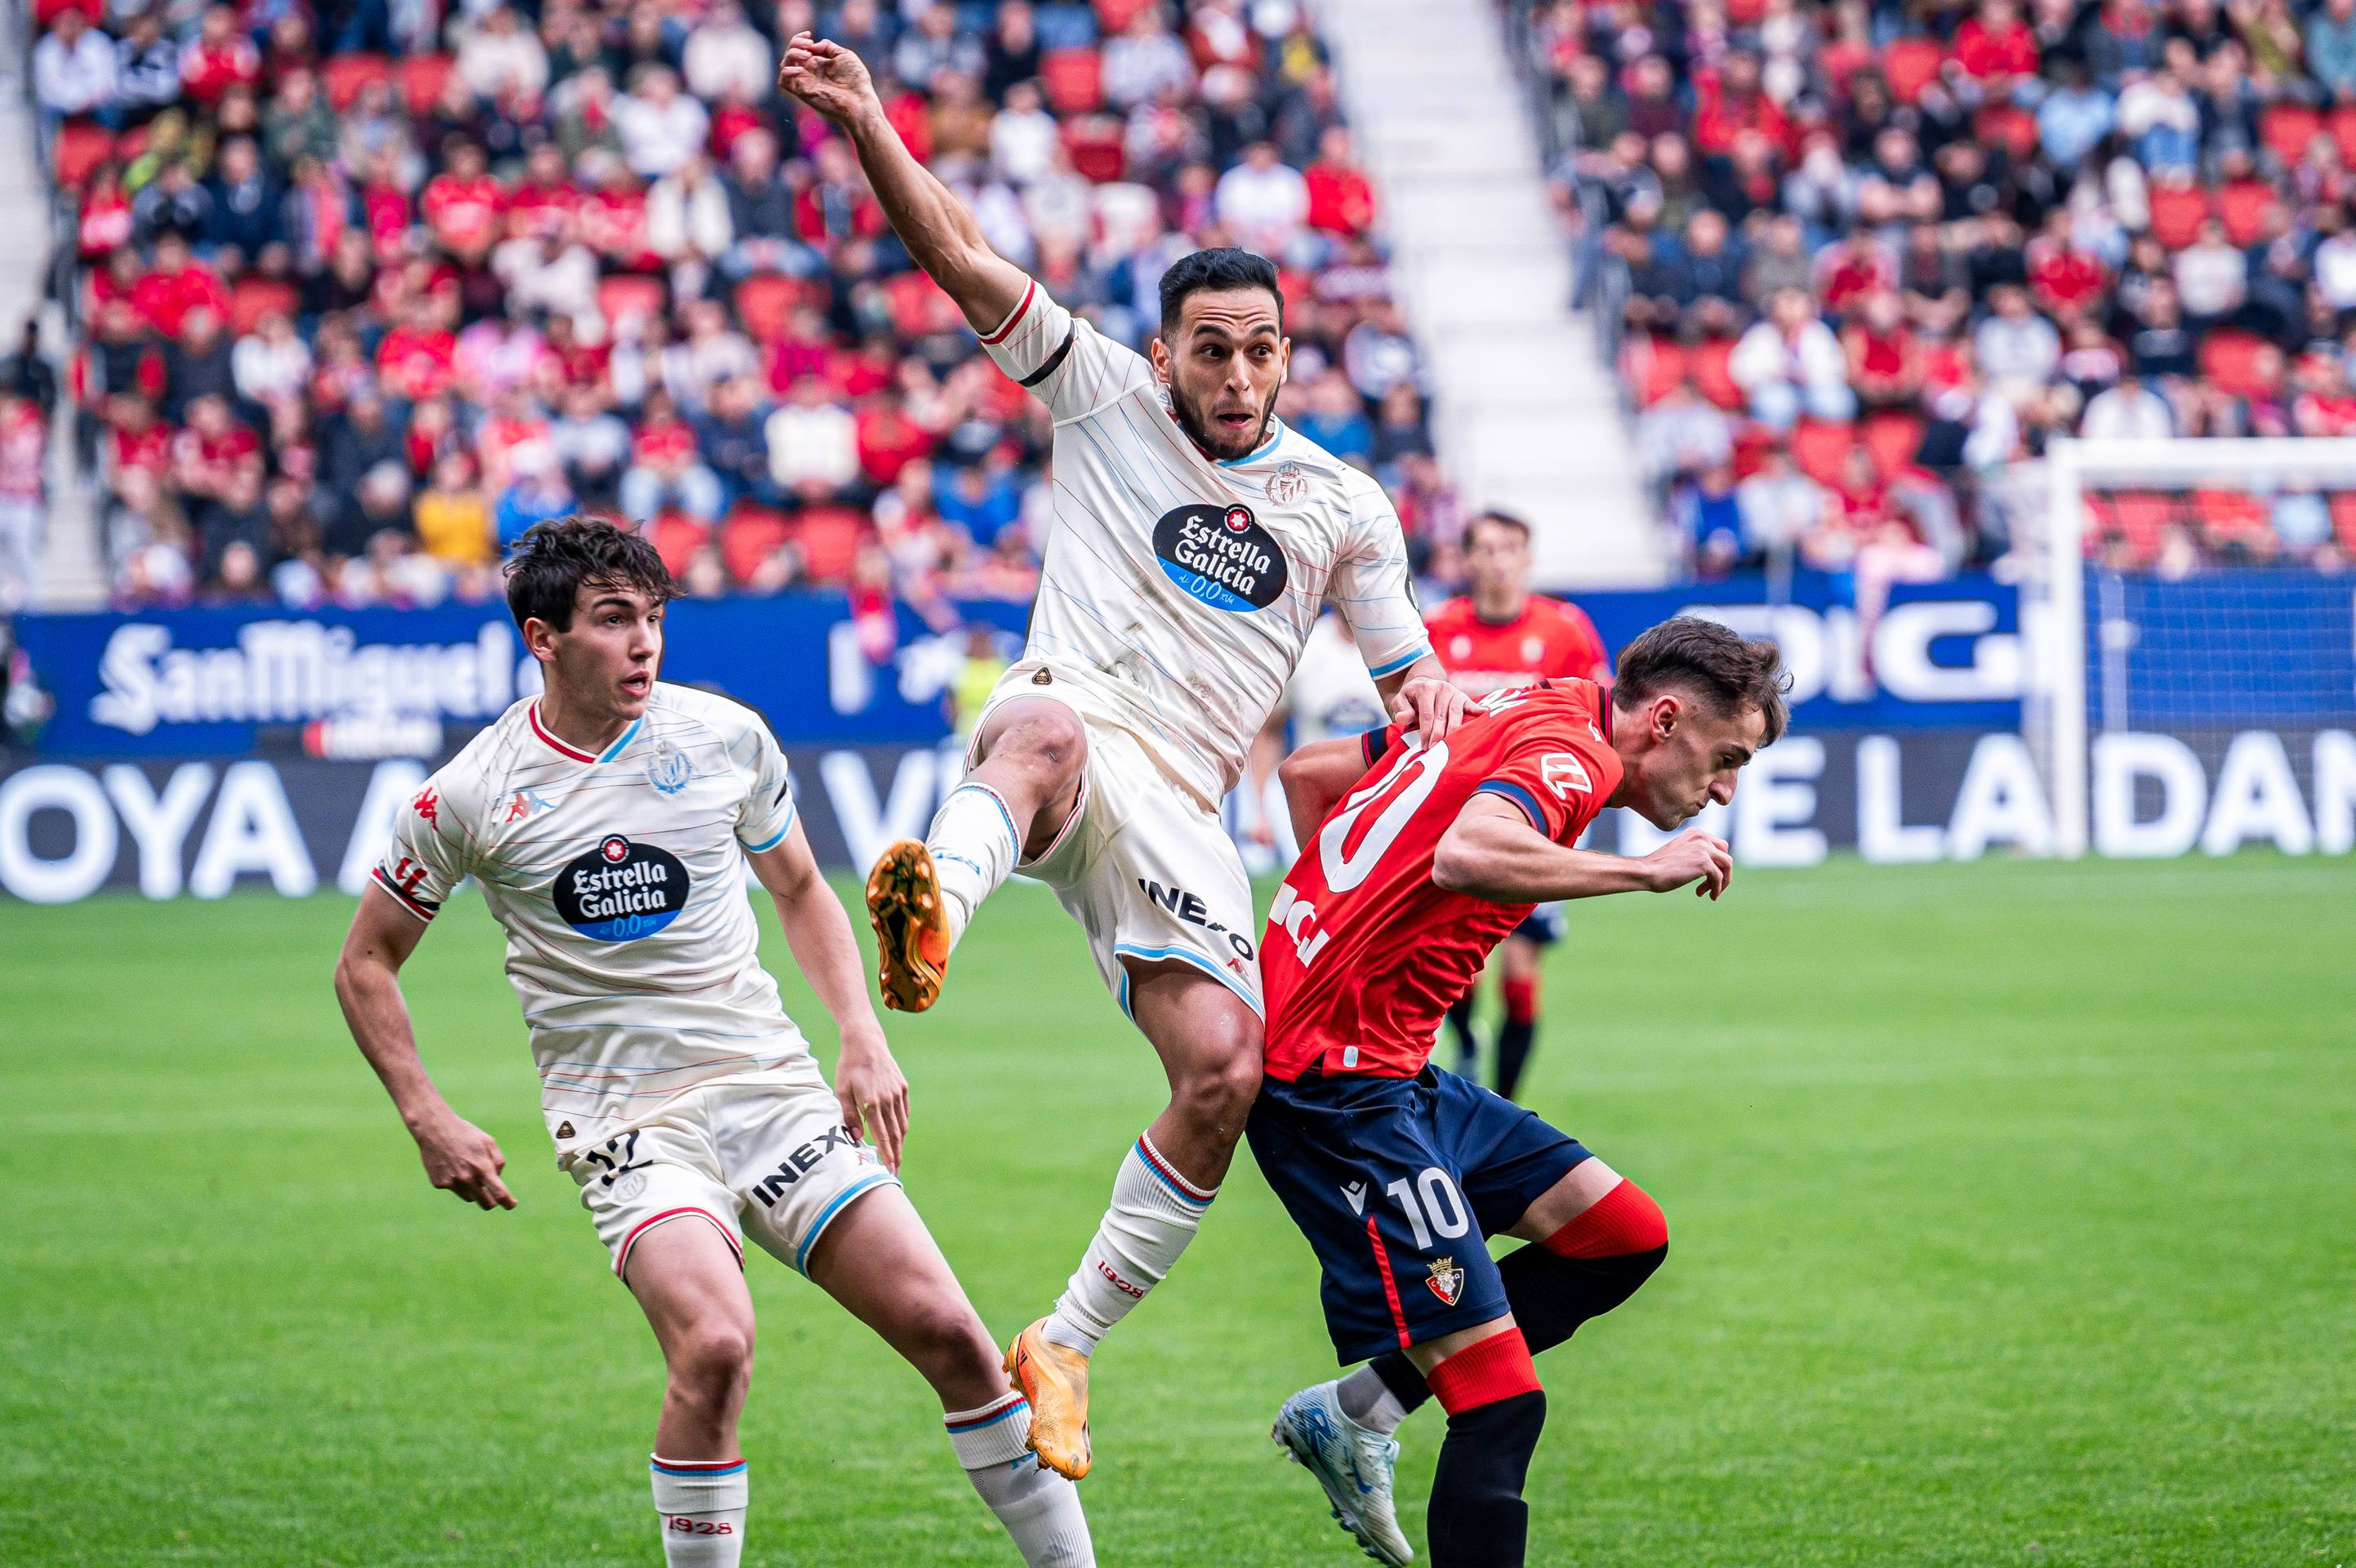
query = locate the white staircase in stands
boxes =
[1313,0,1666,587]
[0,89,105,610]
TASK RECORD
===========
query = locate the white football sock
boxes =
[1043,1134,1216,1355]
[649,1455,747,1568]
[944,1392,1096,1567]
[1337,1365,1410,1437]
[925,782,1022,948]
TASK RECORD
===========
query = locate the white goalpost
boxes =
[2033,438,2356,860]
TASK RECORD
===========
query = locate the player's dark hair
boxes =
[1158,247,1285,339]
[1612,615,1792,744]
[504,515,677,632]
[1466,510,1533,545]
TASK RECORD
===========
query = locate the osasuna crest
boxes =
[647,738,693,795]
[1268,461,1307,505]
[1426,1256,1464,1307]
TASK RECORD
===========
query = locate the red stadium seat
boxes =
[323,52,393,112]
[720,506,791,584]
[734,273,819,342]
[1789,418,1856,486]
[2199,329,2273,399]
[51,122,114,190]
[1061,116,1125,182]
[1040,47,1104,115]
[399,52,457,118]
[2330,104,2356,165]
[2111,492,2174,564]
[1861,409,1924,477]
[34,0,102,22]
[648,513,711,577]
[1621,336,1686,408]
[2261,103,2323,166]
[2147,182,2207,251]
[228,277,299,336]
[2194,488,2272,555]
[598,274,668,336]
[1975,103,2039,161]
[1690,337,1744,411]
[2328,492,2356,550]
[1094,0,1155,32]
[1882,38,1945,105]
[2216,180,2279,247]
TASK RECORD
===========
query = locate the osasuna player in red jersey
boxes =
[1423,510,1610,1100]
[1251,617,1788,1568]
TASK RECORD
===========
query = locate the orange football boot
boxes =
[864,839,951,1013]
[1004,1317,1092,1480]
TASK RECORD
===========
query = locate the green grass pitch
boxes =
[3,853,2353,1566]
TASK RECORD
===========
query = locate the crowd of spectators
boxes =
[1529,0,2356,581]
[27,0,1459,616]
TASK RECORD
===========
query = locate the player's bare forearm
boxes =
[777,34,1027,333]
[1277,736,1375,843]
[1432,796,1734,902]
[334,886,516,1208]
[748,824,910,1165]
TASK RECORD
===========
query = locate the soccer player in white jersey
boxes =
[332,519,1093,1568]
[779,35,1470,1481]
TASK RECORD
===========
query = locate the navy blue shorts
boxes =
[1246,1066,1590,1363]
[1511,902,1565,946]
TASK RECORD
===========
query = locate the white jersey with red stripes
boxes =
[372,681,807,1155]
[976,278,1431,808]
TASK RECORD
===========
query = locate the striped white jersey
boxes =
[978,279,1432,807]
[372,682,807,1155]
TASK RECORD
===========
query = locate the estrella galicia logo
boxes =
[554,835,690,942]
[1151,501,1289,612]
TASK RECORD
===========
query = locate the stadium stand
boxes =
[1508,0,2356,577]
[23,0,1468,612]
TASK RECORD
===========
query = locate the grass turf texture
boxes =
[2,854,2351,1567]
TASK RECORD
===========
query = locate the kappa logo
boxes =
[1341,1180,1368,1215]
[411,786,439,824]
[504,787,554,823]
[1426,1257,1465,1307]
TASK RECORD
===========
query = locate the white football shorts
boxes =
[969,659,1264,1022]
[565,1062,902,1283]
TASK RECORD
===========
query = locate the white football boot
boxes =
[1272,1380,1413,1566]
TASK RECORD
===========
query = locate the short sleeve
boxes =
[735,720,798,853]
[372,772,474,921]
[1329,479,1432,681]
[1472,722,1616,845]
[978,278,1150,424]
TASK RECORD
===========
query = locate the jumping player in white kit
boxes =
[778,34,1472,1481]
[331,519,1092,1568]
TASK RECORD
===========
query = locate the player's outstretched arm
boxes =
[1277,735,1378,844]
[1432,795,1734,902]
[332,885,516,1210]
[747,821,910,1171]
[777,33,1028,336]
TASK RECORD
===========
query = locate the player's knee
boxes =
[1175,1034,1263,1129]
[995,703,1086,776]
[1543,1178,1668,1262]
[902,1299,999,1383]
[667,1321,755,1406]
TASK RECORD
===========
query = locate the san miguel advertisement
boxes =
[2,573,2349,902]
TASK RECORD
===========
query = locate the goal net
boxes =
[2029,439,2356,860]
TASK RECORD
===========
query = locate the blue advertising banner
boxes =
[11,572,2044,759]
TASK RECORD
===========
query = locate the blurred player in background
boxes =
[332,520,1092,1568]
[1254,617,1787,1568]
[1423,510,1611,1101]
[779,35,1467,1480]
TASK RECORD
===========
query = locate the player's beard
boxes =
[1170,382,1276,462]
